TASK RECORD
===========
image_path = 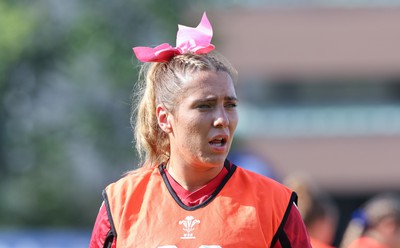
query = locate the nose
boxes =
[213,108,229,128]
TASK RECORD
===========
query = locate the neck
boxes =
[166,160,224,192]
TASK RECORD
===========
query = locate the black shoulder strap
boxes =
[102,190,117,248]
[270,192,298,247]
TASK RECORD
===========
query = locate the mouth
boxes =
[209,137,228,147]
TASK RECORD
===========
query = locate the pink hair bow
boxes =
[133,12,215,62]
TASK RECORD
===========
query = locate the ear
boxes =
[156,104,172,133]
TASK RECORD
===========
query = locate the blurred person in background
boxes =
[340,192,400,248]
[89,13,311,247]
[284,174,339,248]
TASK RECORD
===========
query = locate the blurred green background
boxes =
[0,0,190,228]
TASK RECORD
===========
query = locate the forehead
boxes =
[180,70,236,98]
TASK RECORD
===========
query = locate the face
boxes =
[159,70,238,169]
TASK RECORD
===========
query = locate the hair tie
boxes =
[132,12,215,62]
[352,209,368,228]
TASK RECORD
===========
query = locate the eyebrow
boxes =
[194,96,238,103]
[225,96,239,101]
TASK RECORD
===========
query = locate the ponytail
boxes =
[131,63,169,168]
[339,209,367,248]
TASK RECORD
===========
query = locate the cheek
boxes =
[188,117,209,135]
[229,112,239,130]
[177,115,208,139]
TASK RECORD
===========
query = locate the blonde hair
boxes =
[131,52,237,168]
[340,193,400,248]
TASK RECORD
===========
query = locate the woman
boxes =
[284,174,339,248]
[340,193,400,248]
[89,13,311,248]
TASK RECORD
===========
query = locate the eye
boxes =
[197,104,212,109]
[225,102,237,108]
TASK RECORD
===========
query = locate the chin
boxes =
[202,155,227,166]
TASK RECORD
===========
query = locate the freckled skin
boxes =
[166,70,238,188]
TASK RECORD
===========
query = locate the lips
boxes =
[209,136,228,147]
[209,138,226,146]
